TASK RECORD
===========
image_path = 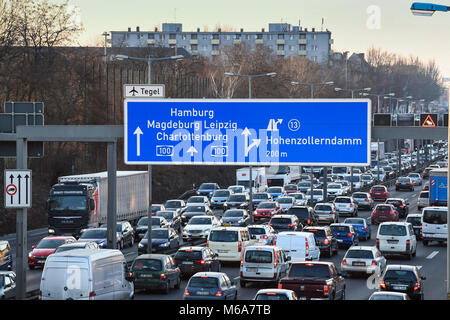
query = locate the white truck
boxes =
[47,171,148,236]
[236,167,267,193]
[265,166,301,187]
[371,142,385,160]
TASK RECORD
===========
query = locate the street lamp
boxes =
[359,92,395,113]
[410,1,450,301]
[102,32,110,61]
[291,81,334,98]
[224,72,277,99]
[113,53,184,253]
[335,87,371,99]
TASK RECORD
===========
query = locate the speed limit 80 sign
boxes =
[4,169,32,208]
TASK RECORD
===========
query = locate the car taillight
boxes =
[376,238,380,246]
[184,288,190,296]
[238,241,242,252]
[39,290,42,299]
[261,235,268,239]
[406,240,410,246]
[414,280,421,291]
[307,219,311,225]
[160,273,167,280]
[350,204,354,207]
[342,259,347,265]
[365,198,369,202]
[323,239,330,245]
[194,260,206,265]
[288,223,294,228]
[89,291,96,298]
[273,237,277,246]
[278,283,282,289]
[371,260,377,266]
[347,233,353,238]
[361,227,366,230]
[273,249,278,268]
[206,240,209,247]
[305,238,309,250]
[323,285,329,295]
[330,211,335,215]
[215,288,223,297]
[380,278,386,289]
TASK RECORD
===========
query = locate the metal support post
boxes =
[107,141,117,249]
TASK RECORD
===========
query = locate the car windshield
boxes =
[398,178,410,183]
[362,175,372,180]
[245,250,273,263]
[80,230,106,239]
[253,194,269,199]
[268,187,283,193]
[137,217,148,226]
[151,205,162,212]
[335,198,351,203]
[289,264,330,278]
[284,185,297,190]
[344,219,365,225]
[372,187,386,191]
[423,209,447,224]
[248,228,266,235]
[406,217,421,226]
[209,230,238,242]
[228,195,246,202]
[55,245,85,253]
[165,201,181,208]
[330,225,350,233]
[213,191,230,197]
[345,250,374,259]
[315,205,332,211]
[386,200,402,206]
[384,270,417,282]
[376,206,391,211]
[277,198,293,204]
[185,206,205,213]
[199,183,216,190]
[36,239,66,249]
[144,229,169,239]
[224,210,244,218]
[306,190,323,195]
[333,167,348,174]
[188,217,211,225]
[132,259,162,272]
[298,182,310,187]
[188,197,204,203]
[189,277,218,288]
[379,225,406,236]
[270,218,292,224]
[49,196,87,211]
[156,211,174,219]
[292,194,305,199]
[255,294,289,300]
[328,184,341,189]
[288,207,309,217]
[353,193,367,198]
[419,192,429,199]
[174,250,203,261]
[408,174,420,178]
[229,187,243,192]
[258,203,276,209]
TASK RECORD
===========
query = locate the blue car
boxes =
[267,186,284,201]
[197,183,220,198]
[330,223,359,247]
[138,228,180,255]
[184,272,237,300]
[0,241,12,271]
[343,218,371,241]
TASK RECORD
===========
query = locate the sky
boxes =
[60,0,450,77]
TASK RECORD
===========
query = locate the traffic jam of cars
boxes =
[3,143,447,301]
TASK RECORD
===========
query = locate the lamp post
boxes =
[102,32,110,61]
[224,72,277,223]
[291,81,334,98]
[335,87,371,99]
[410,1,450,300]
[113,54,184,253]
[359,92,395,113]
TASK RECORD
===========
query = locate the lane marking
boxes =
[426,251,439,260]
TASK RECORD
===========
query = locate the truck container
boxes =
[429,168,447,206]
[47,171,148,236]
[371,142,385,163]
[236,167,267,193]
[265,166,300,186]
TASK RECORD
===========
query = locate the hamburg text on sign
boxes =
[124,99,371,166]
[4,169,32,208]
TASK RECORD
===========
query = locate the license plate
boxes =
[223,223,232,226]
[217,249,228,253]
[247,267,258,272]
[352,262,365,266]
[140,274,152,278]
[387,240,398,244]
[37,260,45,264]
[196,291,210,295]
[182,261,193,265]
[392,285,407,291]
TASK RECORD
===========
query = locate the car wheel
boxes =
[423,240,429,246]
[174,277,181,289]
[163,281,170,294]
[240,280,246,288]
[341,288,346,300]
[29,265,35,270]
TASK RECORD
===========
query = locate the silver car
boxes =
[290,193,307,206]
[341,246,386,276]
[313,203,338,224]
[277,196,296,213]
[417,191,429,210]
[351,192,374,210]
[334,196,358,217]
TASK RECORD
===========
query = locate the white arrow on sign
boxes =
[134,127,143,156]
[187,146,198,157]
[242,127,261,156]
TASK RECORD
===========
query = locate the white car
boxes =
[254,289,298,300]
[333,196,358,217]
[327,183,345,199]
[376,222,417,260]
[371,167,386,181]
[421,206,447,246]
[247,224,276,245]
[276,196,296,212]
[341,246,386,277]
[182,215,221,241]
[417,191,429,210]
[290,193,308,206]
[305,189,324,204]
[186,195,210,207]
[407,173,422,186]
[227,185,245,194]
[368,291,410,300]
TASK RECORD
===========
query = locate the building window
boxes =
[202,34,208,40]
[160,34,165,40]
[212,44,219,51]
[191,44,198,50]
[234,33,241,39]
[268,34,273,40]
[289,45,295,51]
[299,44,306,51]
[278,34,284,39]
[256,34,263,39]
[191,33,198,40]
[312,45,318,51]
[289,34,294,40]
[148,33,155,39]
[313,34,318,40]
[299,33,306,39]
[277,44,284,50]
[223,35,229,40]
[169,33,176,39]
[182,34,187,40]
[212,34,219,39]
[246,34,251,40]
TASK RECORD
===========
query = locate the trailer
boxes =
[429,168,447,206]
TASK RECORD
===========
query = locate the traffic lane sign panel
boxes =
[420,113,437,127]
[124,99,371,166]
[4,169,32,208]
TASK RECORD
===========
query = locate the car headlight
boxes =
[28,252,33,258]
[138,243,144,248]
[159,242,169,247]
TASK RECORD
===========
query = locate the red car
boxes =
[28,236,76,269]
[283,184,299,195]
[370,185,389,201]
[254,201,281,221]
[371,204,399,224]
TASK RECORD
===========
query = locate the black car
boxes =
[269,215,302,232]
[223,193,249,210]
[181,205,212,225]
[395,177,414,191]
[380,265,425,300]
[173,247,221,278]
[385,198,409,218]
[155,210,182,232]
[303,226,338,257]
[100,221,135,248]
[138,228,180,255]
[287,206,317,227]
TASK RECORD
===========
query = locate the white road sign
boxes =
[123,84,165,98]
[4,169,32,208]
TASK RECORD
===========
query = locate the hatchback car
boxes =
[163,200,186,215]
[417,191,429,210]
[312,203,337,224]
[77,228,119,249]
[290,193,308,206]
[351,192,374,210]
[334,196,358,217]
[183,272,237,300]
[303,226,338,257]
[247,225,276,245]
[174,247,221,277]
[223,193,249,210]
[182,215,221,241]
[254,201,281,221]
[370,185,389,201]
[379,265,425,300]
[277,196,296,212]
[267,186,285,200]
[395,177,414,191]
[341,246,386,277]
[368,291,410,300]
[407,173,422,186]
[283,184,299,194]
[269,215,301,232]
[343,217,371,241]
[406,214,422,239]
[371,204,399,225]
[198,183,220,198]
[181,205,213,225]
[251,193,272,209]
[28,236,76,269]
[155,210,182,232]
[100,221,135,249]
[210,189,232,210]
[138,228,180,255]
[385,198,409,218]
[330,223,359,247]
[130,254,181,294]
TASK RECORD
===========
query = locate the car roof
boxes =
[245,245,278,251]
[50,248,122,259]
[191,272,226,279]
[303,226,329,231]
[385,264,417,272]
[406,214,422,218]
[178,246,205,251]
[379,221,410,226]
[370,291,408,297]
[256,289,294,295]
[346,246,376,251]
[386,198,404,201]
[422,206,447,211]
[272,214,296,219]
[42,236,75,240]
[135,254,170,260]
[57,242,90,248]
[290,261,333,266]
[211,226,247,231]
[330,223,352,227]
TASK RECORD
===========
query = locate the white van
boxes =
[40,249,134,300]
[376,222,417,260]
[239,245,290,287]
[207,227,254,262]
[273,232,320,261]
[421,206,447,246]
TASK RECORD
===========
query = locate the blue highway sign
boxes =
[124,99,371,166]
